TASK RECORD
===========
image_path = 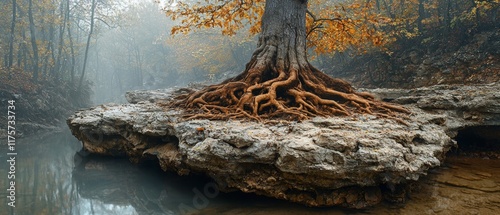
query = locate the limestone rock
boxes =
[367,83,500,137]
[79,86,500,208]
[67,83,500,208]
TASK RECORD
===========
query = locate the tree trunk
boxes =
[67,0,76,84]
[8,0,17,69]
[20,30,28,70]
[68,24,76,83]
[417,0,425,32]
[259,0,308,71]
[78,0,97,91]
[55,0,69,79]
[174,0,407,121]
[28,0,39,82]
[444,0,452,33]
[42,24,55,77]
[134,46,143,87]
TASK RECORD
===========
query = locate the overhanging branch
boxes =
[306,9,343,38]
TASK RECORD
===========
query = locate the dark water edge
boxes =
[0,130,499,215]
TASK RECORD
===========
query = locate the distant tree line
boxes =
[0,0,124,106]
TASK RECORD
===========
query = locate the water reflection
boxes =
[0,131,217,215]
[0,131,131,215]
[73,157,209,215]
[0,132,80,215]
[0,131,499,215]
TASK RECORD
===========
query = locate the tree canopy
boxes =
[163,0,395,54]
[163,0,499,55]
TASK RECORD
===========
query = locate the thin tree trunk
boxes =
[55,0,68,79]
[67,0,75,84]
[68,26,76,83]
[8,0,17,69]
[382,0,395,19]
[16,42,22,68]
[42,25,55,77]
[21,30,28,70]
[78,0,97,91]
[28,0,39,82]
[40,6,47,77]
[16,3,26,69]
[134,46,143,87]
[475,1,480,26]
[444,0,452,33]
[417,0,425,32]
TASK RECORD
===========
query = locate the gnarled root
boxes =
[167,62,409,122]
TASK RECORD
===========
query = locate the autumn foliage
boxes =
[164,0,499,55]
[162,0,409,121]
[165,0,265,35]
[158,0,499,121]
[164,0,394,54]
[0,67,40,92]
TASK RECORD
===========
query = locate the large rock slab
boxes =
[368,83,500,124]
[68,83,495,208]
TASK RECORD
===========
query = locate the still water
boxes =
[0,130,499,215]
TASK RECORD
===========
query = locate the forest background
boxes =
[0,0,498,135]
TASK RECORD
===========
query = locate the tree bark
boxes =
[260,0,308,71]
[226,0,312,89]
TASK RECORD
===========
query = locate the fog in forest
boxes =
[84,1,257,104]
[1,0,257,107]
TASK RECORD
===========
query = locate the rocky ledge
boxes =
[66,83,499,208]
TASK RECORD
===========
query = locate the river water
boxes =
[0,130,499,215]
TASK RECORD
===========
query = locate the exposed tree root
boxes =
[167,59,410,123]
